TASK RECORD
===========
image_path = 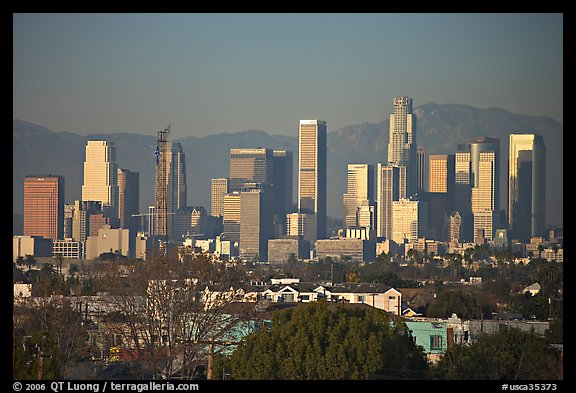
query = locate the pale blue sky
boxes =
[13,13,563,139]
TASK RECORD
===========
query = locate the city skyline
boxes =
[13,13,563,140]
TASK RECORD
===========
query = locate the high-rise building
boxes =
[376,164,404,240]
[229,148,274,192]
[72,200,102,242]
[211,178,229,217]
[417,147,426,193]
[117,168,139,235]
[387,97,417,197]
[455,137,501,243]
[343,164,374,229]
[23,175,65,241]
[174,206,207,241]
[286,212,317,244]
[239,188,273,261]
[272,150,294,234]
[508,134,546,242]
[427,154,456,241]
[81,141,119,225]
[429,154,455,197]
[223,193,241,243]
[392,198,427,244]
[64,203,74,239]
[154,142,187,240]
[298,120,327,239]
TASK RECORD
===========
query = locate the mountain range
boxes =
[13,102,563,229]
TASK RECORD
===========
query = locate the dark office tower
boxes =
[387,97,417,197]
[239,188,273,262]
[72,200,102,242]
[154,142,187,241]
[298,120,327,239]
[23,175,65,241]
[343,164,374,229]
[64,204,74,239]
[211,178,229,217]
[376,164,402,240]
[117,168,139,235]
[455,138,500,243]
[229,148,274,192]
[82,141,119,226]
[417,147,426,194]
[272,150,294,235]
[509,134,546,243]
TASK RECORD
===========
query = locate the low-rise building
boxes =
[315,238,376,263]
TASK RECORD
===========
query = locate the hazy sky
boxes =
[13,13,563,140]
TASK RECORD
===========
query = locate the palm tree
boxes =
[24,255,36,272]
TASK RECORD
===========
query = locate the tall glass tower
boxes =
[298,120,327,239]
[509,134,546,242]
[388,97,417,197]
[81,140,119,225]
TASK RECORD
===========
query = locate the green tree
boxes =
[13,330,62,380]
[426,290,481,319]
[432,327,561,380]
[229,301,429,379]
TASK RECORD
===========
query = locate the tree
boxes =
[426,290,481,319]
[100,250,247,379]
[24,254,36,272]
[229,301,429,379]
[432,327,561,380]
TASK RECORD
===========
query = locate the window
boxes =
[430,335,443,350]
[389,296,396,300]
[358,295,366,303]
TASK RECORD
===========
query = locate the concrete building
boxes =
[239,188,273,261]
[72,200,102,243]
[210,178,229,217]
[286,212,316,244]
[392,198,427,244]
[229,148,274,192]
[388,97,417,197]
[267,238,310,264]
[343,164,374,229]
[53,239,85,259]
[315,238,376,263]
[81,141,119,225]
[85,225,131,259]
[376,164,404,240]
[23,175,65,241]
[298,120,327,239]
[508,134,546,243]
[13,235,53,261]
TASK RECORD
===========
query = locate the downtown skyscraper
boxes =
[387,97,417,197]
[154,142,187,240]
[343,164,375,230]
[23,175,65,241]
[508,134,546,243]
[455,137,500,242]
[81,140,119,226]
[298,120,327,239]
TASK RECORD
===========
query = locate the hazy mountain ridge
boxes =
[13,102,563,227]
